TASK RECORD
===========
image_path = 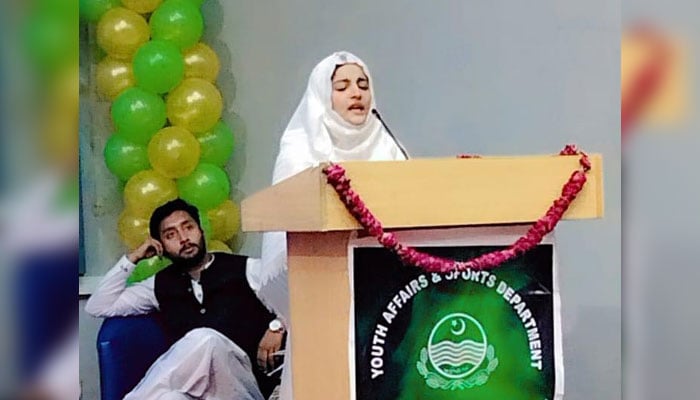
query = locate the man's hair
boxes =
[149,198,201,240]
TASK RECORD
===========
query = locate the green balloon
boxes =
[104,134,151,181]
[186,0,204,7]
[111,87,167,145]
[177,163,230,211]
[197,121,235,167]
[150,0,204,50]
[127,256,171,284]
[133,40,185,94]
[79,0,120,22]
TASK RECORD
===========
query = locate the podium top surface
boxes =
[241,154,603,232]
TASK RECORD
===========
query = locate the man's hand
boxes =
[257,329,284,373]
[127,237,163,264]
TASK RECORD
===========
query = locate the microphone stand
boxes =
[372,109,410,160]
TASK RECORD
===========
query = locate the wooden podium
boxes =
[241,155,603,399]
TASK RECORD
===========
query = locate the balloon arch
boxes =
[82,0,239,281]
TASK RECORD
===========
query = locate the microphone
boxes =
[372,109,410,160]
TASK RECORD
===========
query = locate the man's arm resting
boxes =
[84,255,158,317]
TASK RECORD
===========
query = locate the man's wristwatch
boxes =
[269,318,284,333]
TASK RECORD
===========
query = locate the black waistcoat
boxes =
[154,252,277,394]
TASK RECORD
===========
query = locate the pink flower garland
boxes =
[323,144,591,273]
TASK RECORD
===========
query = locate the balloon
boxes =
[183,42,220,82]
[177,163,230,211]
[207,240,232,254]
[133,40,185,94]
[124,170,178,217]
[96,8,150,60]
[104,134,151,181]
[121,0,163,14]
[96,57,135,99]
[111,87,167,145]
[198,211,212,241]
[80,0,120,22]
[166,78,222,133]
[197,121,234,166]
[149,0,203,50]
[127,256,171,284]
[117,211,150,249]
[207,199,239,241]
[147,126,200,178]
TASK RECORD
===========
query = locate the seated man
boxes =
[85,199,285,400]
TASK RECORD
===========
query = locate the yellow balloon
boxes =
[118,211,150,250]
[123,169,178,218]
[148,126,201,178]
[96,57,135,99]
[166,78,223,133]
[121,0,163,14]
[183,43,220,82]
[207,199,240,241]
[207,240,233,254]
[96,7,150,60]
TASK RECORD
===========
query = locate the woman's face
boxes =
[331,63,372,125]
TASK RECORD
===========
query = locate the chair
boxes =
[96,314,282,399]
[96,314,169,400]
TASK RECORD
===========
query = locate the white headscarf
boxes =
[271,51,406,184]
[255,51,407,311]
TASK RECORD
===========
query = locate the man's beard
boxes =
[165,238,207,271]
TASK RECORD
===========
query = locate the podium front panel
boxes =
[287,226,563,400]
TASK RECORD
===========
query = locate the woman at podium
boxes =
[255,51,408,399]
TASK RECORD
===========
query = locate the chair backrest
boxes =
[96,314,170,400]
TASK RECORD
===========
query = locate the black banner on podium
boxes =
[352,244,560,400]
